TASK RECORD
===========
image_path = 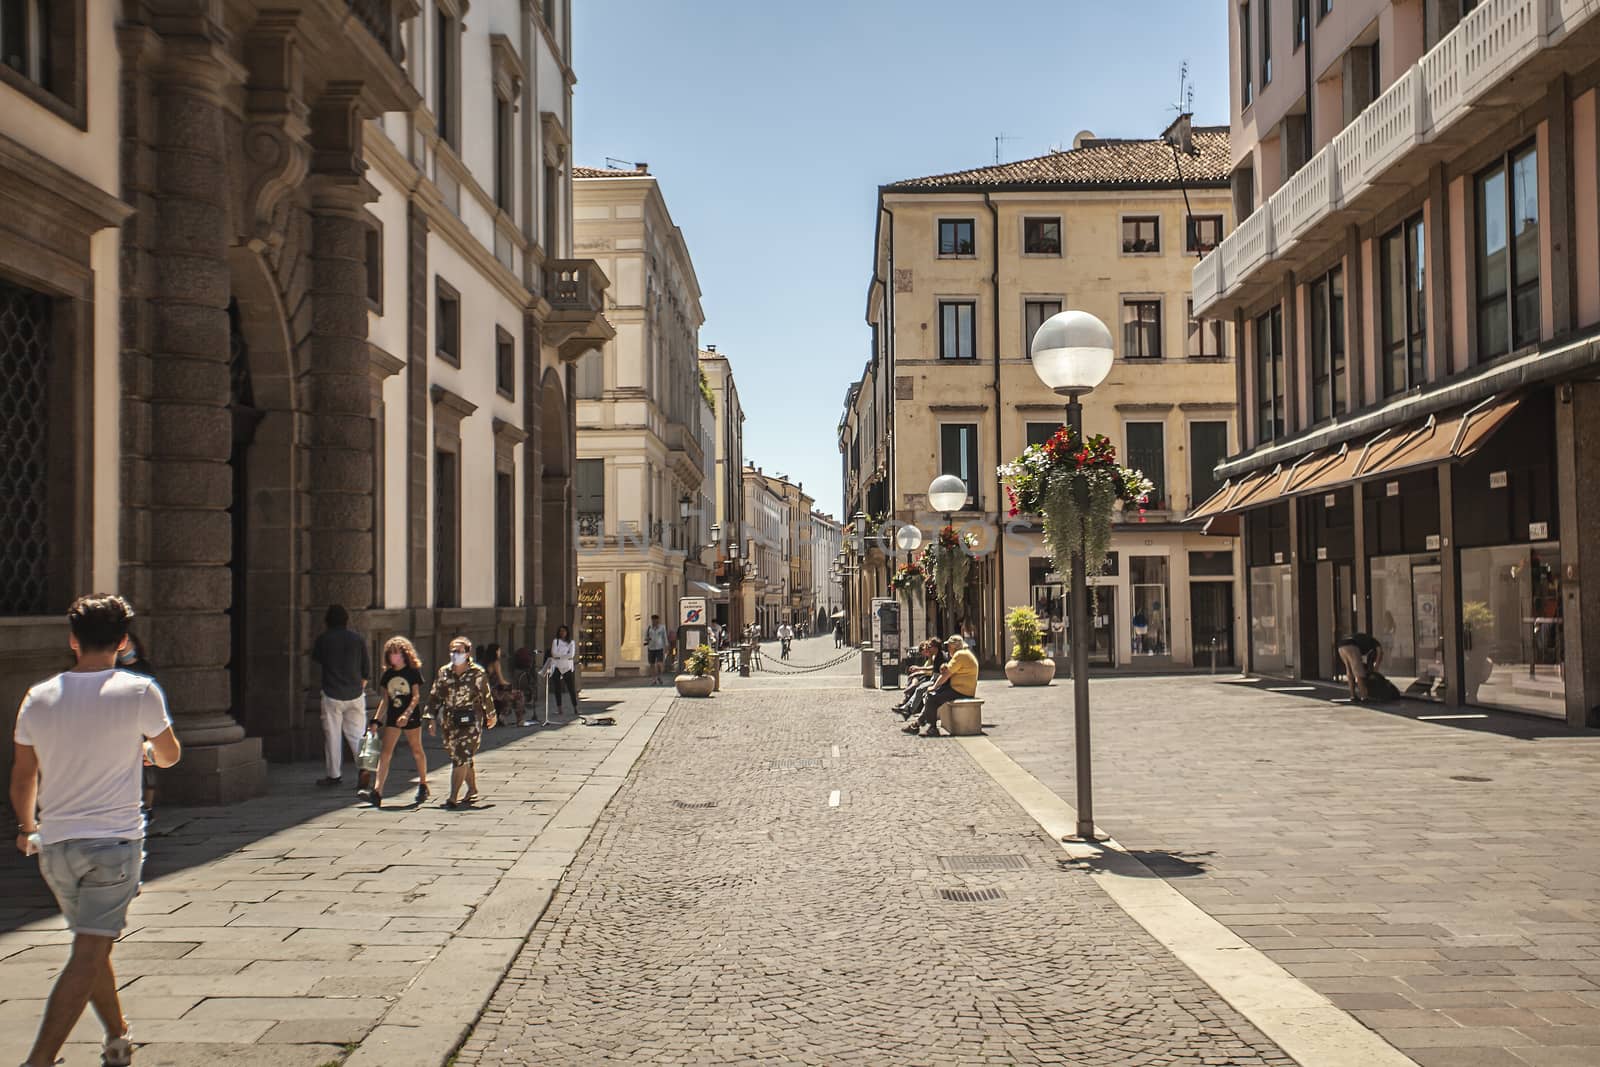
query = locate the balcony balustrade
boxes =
[544,259,614,362]
[347,0,405,61]
[1192,0,1594,318]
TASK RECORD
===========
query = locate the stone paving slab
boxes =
[455,651,1299,1066]
[0,684,672,1067]
[981,673,1600,1067]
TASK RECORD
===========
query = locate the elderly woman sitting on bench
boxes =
[903,634,979,738]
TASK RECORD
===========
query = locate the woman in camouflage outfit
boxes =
[427,635,496,808]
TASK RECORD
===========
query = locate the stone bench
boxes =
[939,698,983,736]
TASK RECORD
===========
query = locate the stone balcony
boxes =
[1194,0,1598,319]
[666,422,706,476]
[329,0,420,110]
[544,259,615,362]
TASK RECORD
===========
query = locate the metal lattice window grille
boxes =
[0,279,53,615]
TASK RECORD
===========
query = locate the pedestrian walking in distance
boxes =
[312,604,371,790]
[429,636,496,809]
[10,594,182,1067]
[372,636,430,809]
[544,624,579,721]
[645,614,669,685]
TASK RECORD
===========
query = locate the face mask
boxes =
[451,651,468,666]
[117,647,137,665]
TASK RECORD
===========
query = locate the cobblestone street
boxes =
[457,644,1294,1066]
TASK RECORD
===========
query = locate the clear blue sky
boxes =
[573,0,1229,519]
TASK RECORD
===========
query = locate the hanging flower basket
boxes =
[888,561,925,599]
[998,427,1153,579]
[918,527,978,614]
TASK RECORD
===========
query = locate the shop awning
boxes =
[690,581,725,598]
[830,609,847,619]
[1358,396,1521,481]
[1194,395,1523,514]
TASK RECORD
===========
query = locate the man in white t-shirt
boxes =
[11,594,182,1067]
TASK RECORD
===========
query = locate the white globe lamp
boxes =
[927,475,968,517]
[1031,309,1114,397]
[895,524,924,553]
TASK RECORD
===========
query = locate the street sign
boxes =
[679,597,707,626]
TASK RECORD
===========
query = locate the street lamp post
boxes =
[1029,310,1115,842]
[894,522,924,643]
[927,475,968,638]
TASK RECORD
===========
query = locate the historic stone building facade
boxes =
[0,1,609,800]
[843,122,1240,668]
[569,164,708,677]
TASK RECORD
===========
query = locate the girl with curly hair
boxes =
[372,635,430,808]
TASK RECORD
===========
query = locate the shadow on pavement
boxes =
[1211,674,1600,743]
[0,698,627,936]
[1059,849,1216,879]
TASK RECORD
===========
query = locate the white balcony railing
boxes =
[1192,0,1594,317]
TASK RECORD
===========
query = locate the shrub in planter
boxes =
[1004,605,1055,686]
[675,644,717,698]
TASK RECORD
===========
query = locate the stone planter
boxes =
[1005,658,1056,687]
[675,674,715,698]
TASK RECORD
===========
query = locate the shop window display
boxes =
[1129,556,1170,656]
[1369,553,1444,700]
[1460,543,1564,718]
[1249,564,1295,674]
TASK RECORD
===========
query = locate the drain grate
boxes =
[1449,775,1493,783]
[768,758,824,771]
[938,854,1030,873]
[940,887,1006,903]
[674,800,718,809]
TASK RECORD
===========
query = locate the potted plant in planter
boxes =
[675,644,717,698]
[1005,606,1055,686]
[1461,600,1495,705]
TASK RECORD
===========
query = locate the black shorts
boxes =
[648,649,665,665]
[382,706,422,730]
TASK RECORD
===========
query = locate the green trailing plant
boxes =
[1006,606,1047,662]
[998,426,1153,581]
[698,368,716,413]
[918,527,977,614]
[685,644,717,677]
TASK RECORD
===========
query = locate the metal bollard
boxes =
[738,643,751,677]
[860,642,876,688]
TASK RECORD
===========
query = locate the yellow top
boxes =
[947,649,979,697]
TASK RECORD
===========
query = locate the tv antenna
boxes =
[604,156,638,171]
[1174,61,1195,116]
[993,133,1020,164]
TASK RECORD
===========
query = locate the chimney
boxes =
[1162,113,1194,155]
[637,162,649,174]
[706,344,716,353]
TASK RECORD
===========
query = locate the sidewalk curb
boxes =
[342,695,673,1067]
[958,735,1420,1067]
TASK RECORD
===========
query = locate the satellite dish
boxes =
[1071,130,1096,150]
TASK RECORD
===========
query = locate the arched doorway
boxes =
[540,371,571,643]
[225,251,304,759]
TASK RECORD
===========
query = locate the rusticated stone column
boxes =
[134,24,267,802]
[305,84,377,622]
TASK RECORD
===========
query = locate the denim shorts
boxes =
[39,837,144,938]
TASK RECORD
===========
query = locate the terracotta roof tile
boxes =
[574,165,650,179]
[884,127,1230,191]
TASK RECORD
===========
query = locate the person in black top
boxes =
[892,639,946,718]
[372,635,430,808]
[1335,632,1383,702]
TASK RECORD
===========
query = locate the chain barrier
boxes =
[749,646,864,675]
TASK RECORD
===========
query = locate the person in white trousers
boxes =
[311,604,370,787]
